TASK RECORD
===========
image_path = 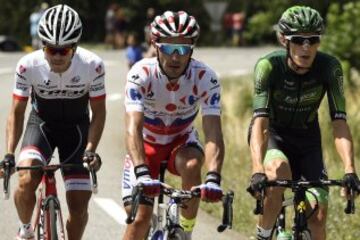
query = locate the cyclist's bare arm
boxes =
[202,115,224,173]
[125,111,146,166]
[332,119,356,173]
[86,98,106,152]
[250,117,269,174]
[6,98,27,154]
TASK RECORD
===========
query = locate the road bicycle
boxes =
[1,161,98,240]
[126,162,234,240]
[248,179,356,240]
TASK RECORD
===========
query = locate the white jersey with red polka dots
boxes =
[125,57,221,145]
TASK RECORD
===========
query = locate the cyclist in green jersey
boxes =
[247,6,360,240]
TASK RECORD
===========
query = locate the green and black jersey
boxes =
[253,50,346,130]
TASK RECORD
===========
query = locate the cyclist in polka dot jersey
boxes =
[122,10,225,240]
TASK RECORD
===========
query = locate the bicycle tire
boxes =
[145,214,158,239]
[46,199,59,240]
[150,230,164,240]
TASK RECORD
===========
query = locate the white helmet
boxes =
[38,4,82,46]
[151,11,200,43]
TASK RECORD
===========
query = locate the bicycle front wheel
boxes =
[45,199,59,240]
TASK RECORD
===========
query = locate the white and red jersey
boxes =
[124,57,221,145]
[13,47,106,123]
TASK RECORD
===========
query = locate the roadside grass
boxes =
[167,74,360,239]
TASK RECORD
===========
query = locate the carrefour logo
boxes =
[129,88,142,100]
[210,93,221,105]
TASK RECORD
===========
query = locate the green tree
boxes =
[321,1,360,85]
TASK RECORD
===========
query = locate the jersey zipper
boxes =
[289,78,302,127]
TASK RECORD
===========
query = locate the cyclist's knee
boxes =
[265,159,291,180]
[308,204,327,226]
[176,155,203,178]
[17,160,42,192]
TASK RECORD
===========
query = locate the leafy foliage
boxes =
[321,2,360,72]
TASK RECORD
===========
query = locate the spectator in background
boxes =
[125,32,143,69]
[223,13,233,41]
[143,7,157,58]
[114,7,128,49]
[105,3,120,49]
[29,2,48,50]
[231,12,245,46]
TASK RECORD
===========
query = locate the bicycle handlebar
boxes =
[247,179,355,215]
[15,163,99,194]
[125,182,234,233]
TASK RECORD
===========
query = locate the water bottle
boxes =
[277,230,292,240]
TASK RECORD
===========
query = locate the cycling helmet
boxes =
[277,6,324,35]
[151,11,200,43]
[38,4,82,46]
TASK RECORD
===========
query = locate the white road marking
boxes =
[107,93,122,102]
[0,67,12,75]
[94,197,128,225]
[104,60,121,67]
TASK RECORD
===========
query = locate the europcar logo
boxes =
[210,93,221,105]
[129,88,142,100]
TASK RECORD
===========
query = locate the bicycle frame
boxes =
[32,167,66,240]
[15,163,98,240]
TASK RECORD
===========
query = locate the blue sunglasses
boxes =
[155,43,193,56]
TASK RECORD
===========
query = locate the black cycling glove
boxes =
[0,153,15,169]
[248,173,267,196]
[83,150,102,171]
[343,173,360,193]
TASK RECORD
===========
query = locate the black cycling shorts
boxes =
[19,111,91,191]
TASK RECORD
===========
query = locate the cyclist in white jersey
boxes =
[122,11,225,240]
[0,4,105,240]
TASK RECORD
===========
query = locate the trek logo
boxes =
[210,93,221,105]
[129,88,142,100]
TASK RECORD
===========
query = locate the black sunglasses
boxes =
[43,46,74,56]
[285,35,321,45]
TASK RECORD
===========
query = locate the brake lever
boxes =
[217,190,234,232]
[125,184,143,224]
[344,187,355,214]
[83,162,98,194]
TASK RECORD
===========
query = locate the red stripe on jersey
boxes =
[13,94,28,101]
[90,94,106,101]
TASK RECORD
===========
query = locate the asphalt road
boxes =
[0,47,274,240]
